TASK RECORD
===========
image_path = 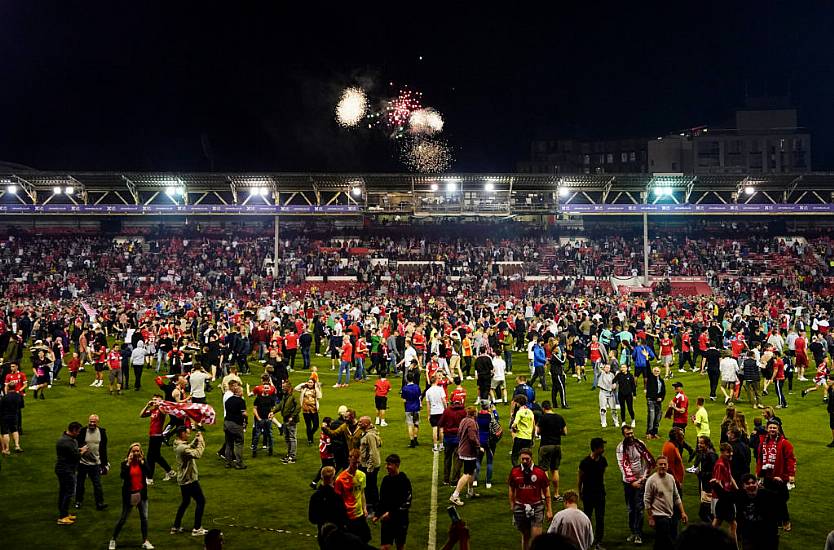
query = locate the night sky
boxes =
[1,2,832,173]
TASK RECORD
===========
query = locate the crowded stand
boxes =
[3,219,834,550]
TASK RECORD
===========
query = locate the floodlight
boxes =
[430,183,439,192]
[484,182,495,192]
[446,182,457,192]
[165,186,176,196]
[351,186,362,197]
[6,185,16,194]
[53,186,62,195]
[558,187,570,198]
[65,186,74,195]
[744,186,755,195]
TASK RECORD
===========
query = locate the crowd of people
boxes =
[3,222,834,549]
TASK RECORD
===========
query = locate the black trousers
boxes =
[147,435,172,478]
[303,411,320,444]
[618,393,635,421]
[550,370,567,408]
[133,363,143,389]
[76,463,104,506]
[56,469,76,518]
[707,370,720,398]
[583,494,605,544]
[174,481,206,529]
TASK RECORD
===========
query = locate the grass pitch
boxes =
[2,352,829,549]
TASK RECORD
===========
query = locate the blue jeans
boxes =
[301,347,311,369]
[251,419,273,452]
[623,482,645,536]
[52,360,63,381]
[646,398,662,436]
[113,497,149,540]
[474,445,494,484]
[338,361,351,384]
[156,350,167,373]
[258,342,268,361]
[354,358,365,380]
[504,350,513,372]
[591,361,602,389]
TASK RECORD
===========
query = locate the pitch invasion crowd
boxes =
[4,289,833,549]
[2,230,834,549]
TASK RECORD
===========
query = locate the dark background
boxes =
[1,2,831,172]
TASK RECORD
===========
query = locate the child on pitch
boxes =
[597,362,620,428]
[67,352,81,388]
[310,416,335,489]
[374,373,391,426]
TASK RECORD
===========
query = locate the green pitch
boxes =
[2,352,828,549]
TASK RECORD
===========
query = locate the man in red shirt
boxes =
[659,332,675,379]
[107,347,123,395]
[4,363,28,395]
[284,330,298,370]
[679,328,695,373]
[756,419,796,532]
[336,339,353,388]
[140,395,176,484]
[794,332,808,381]
[374,375,391,427]
[669,382,695,459]
[507,447,552,549]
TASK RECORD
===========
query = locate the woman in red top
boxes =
[710,443,738,544]
[110,442,154,550]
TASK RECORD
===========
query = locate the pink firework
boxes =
[386,88,423,131]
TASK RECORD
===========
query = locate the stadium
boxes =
[4,3,834,550]
[1,167,833,550]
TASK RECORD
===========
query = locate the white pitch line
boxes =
[428,449,440,550]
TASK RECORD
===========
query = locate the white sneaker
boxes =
[146,478,154,486]
[678,369,686,373]
[163,471,175,481]
[472,480,478,487]
[374,417,380,425]
[109,540,117,550]
[485,482,492,489]
[141,542,155,550]
[631,419,636,427]
[192,528,208,536]
[380,420,388,427]
[90,380,98,387]
[333,384,341,388]
[601,423,607,428]
[449,495,464,506]
[686,466,698,474]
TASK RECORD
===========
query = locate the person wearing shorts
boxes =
[507,447,552,550]
[536,401,567,498]
[375,454,412,550]
[401,375,422,448]
[374,374,391,427]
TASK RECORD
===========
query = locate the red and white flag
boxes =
[158,401,216,425]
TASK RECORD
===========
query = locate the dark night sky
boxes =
[1,2,832,173]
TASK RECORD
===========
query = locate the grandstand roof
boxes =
[1,171,833,216]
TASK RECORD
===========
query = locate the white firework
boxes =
[408,107,444,135]
[335,87,367,127]
[402,137,453,173]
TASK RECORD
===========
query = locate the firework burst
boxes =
[408,108,444,135]
[386,88,422,137]
[335,87,368,127]
[401,137,453,173]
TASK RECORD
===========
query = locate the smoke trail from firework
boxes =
[335,87,368,127]
[401,137,453,172]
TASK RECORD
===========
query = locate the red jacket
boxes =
[756,435,796,480]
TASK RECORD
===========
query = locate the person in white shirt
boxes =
[491,354,507,403]
[425,377,447,452]
[188,366,213,405]
[719,353,740,405]
[527,339,537,376]
[547,490,593,550]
